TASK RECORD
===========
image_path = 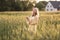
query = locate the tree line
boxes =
[0,0,47,11]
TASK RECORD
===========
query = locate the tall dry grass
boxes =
[0,11,60,40]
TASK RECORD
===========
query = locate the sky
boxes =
[36,0,60,3]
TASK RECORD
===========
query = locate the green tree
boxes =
[0,0,16,11]
[36,1,47,11]
[0,0,34,11]
[0,0,7,11]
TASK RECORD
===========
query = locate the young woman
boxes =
[26,6,39,33]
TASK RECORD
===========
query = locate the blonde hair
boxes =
[32,8,39,17]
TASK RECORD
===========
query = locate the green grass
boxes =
[0,11,60,40]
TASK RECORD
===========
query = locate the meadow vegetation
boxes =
[0,11,60,40]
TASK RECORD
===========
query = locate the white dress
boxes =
[27,7,39,32]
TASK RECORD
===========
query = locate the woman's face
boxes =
[33,9,37,16]
[33,9,37,13]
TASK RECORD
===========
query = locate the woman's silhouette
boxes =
[26,5,39,33]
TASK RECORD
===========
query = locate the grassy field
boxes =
[0,11,60,40]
